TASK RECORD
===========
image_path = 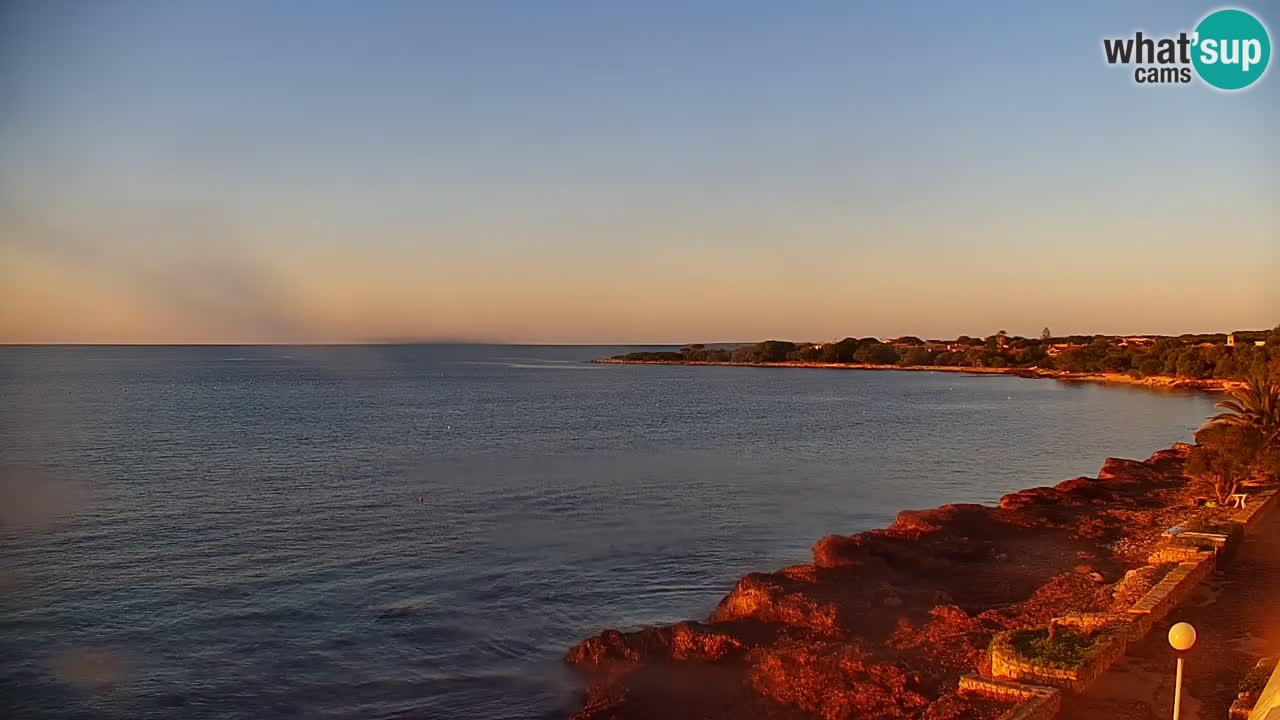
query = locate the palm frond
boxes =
[1214,400,1248,414]
[1204,378,1280,451]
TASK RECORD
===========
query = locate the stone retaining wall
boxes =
[958,676,1060,720]
[988,552,1214,694]
[963,485,1280,720]
[1125,551,1217,637]
[989,624,1129,693]
[1234,489,1279,526]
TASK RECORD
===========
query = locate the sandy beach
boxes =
[592,358,1246,393]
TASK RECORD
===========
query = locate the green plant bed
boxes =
[1184,515,1244,538]
[990,621,1130,692]
[997,627,1099,670]
[1187,515,1245,555]
[1232,657,1278,718]
[1149,534,1219,564]
[1168,535,1222,551]
[1241,657,1277,695]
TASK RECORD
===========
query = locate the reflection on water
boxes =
[0,345,1217,719]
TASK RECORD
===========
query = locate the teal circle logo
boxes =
[1192,9,1271,90]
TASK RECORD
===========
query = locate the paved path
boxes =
[1059,508,1280,720]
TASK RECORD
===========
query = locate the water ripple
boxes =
[0,345,1216,719]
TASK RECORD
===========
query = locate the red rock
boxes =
[745,639,929,720]
[889,504,991,537]
[565,621,746,667]
[998,486,1061,510]
[564,443,1195,719]
[813,534,866,568]
[711,572,843,636]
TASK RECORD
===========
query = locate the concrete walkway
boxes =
[1059,508,1280,720]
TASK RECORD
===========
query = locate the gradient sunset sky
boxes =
[1,0,1276,344]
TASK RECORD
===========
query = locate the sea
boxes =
[0,344,1218,719]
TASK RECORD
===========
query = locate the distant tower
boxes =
[1227,333,1236,347]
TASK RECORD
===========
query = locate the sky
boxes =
[0,0,1276,344]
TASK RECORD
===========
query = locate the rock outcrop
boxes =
[564,446,1195,720]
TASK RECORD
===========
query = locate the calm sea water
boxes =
[0,345,1218,719]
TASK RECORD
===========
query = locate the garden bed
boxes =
[1148,513,1243,562]
[968,482,1280,719]
[989,617,1129,693]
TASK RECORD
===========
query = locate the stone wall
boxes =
[986,549,1215,695]
[964,485,1280,720]
[1125,551,1217,631]
[1234,489,1279,526]
[988,624,1129,694]
[958,676,1060,720]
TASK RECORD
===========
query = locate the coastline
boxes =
[563,443,1267,720]
[591,357,1244,392]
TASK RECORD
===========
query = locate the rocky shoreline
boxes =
[564,445,1220,720]
[591,358,1243,392]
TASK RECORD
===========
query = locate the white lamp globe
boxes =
[1168,622,1197,651]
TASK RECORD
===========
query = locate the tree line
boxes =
[610,326,1280,383]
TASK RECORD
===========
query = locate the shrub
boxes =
[996,626,1098,669]
[1168,535,1221,552]
[1187,424,1264,504]
[1184,516,1244,538]
[1240,657,1277,695]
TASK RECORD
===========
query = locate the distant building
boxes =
[1046,343,1082,357]
[1227,333,1267,348]
[1119,336,1155,347]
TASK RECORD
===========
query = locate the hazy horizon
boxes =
[2,0,1276,344]
[2,324,1275,349]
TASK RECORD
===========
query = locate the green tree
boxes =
[789,345,822,362]
[1040,327,1052,341]
[1189,423,1265,503]
[1175,348,1210,379]
[1208,375,1280,447]
[853,342,899,365]
[1055,347,1089,373]
[899,347,933,366]
[820,337,860,363]
[1100,350,1131,373]
[1138,358,1163,377]
[730,340,799,363]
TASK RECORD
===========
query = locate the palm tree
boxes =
[1207,375,1280,446]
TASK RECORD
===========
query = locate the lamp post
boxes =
[1168,622,1197,720]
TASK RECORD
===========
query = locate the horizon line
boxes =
[2,327,1273,349]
